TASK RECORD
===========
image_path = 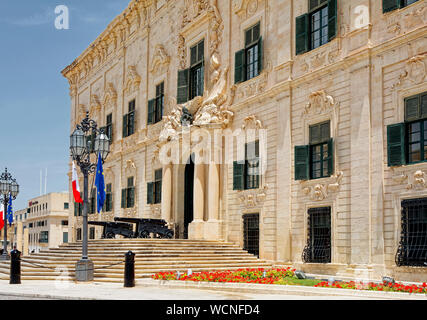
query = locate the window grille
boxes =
[243,213,259,257]
[396,198,427,267]
[302,207,331,263]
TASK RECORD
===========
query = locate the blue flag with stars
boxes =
[7,193,13,226]
[95,153,106,213]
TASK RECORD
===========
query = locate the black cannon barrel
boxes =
[114,217,167,225]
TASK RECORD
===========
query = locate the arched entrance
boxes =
[183,154,195,239]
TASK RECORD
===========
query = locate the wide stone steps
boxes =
[0,239,271,282]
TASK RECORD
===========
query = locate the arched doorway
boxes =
[183,154,195,239]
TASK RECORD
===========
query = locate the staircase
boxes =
[0,239,272,282]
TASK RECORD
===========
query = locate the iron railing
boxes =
[302,207,331,263]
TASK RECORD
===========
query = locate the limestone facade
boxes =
[62,0,427,281]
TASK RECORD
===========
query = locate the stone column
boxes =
[16,222,23,252]
[188,156,205,240]
[23,228,29,256]
[205,162,221,240]
[161,163,172,222]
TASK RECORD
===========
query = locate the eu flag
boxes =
[95,153,106,213]
[7,193,13,226]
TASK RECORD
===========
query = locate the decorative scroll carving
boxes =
[103,83,117,108]
[78,104,87,122]
[242,115,264,130]
[303,90,336,116]
[89,95,101,120]
[393,54,427,89]
[181,0,209,28]
[238,185,268,208]
[233,0,260,20]
[231,68,269,103]
[124,66,141,96]
[301,171,344,201]
[297,41,341,73]
[177,35,187,70]
[394,170,427,190]
[150,45,171,76]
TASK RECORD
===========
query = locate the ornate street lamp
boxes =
[70,111,110,281]
[0,168,19,260]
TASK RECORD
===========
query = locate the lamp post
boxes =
[0,168,19,260]
[70,111,110,281]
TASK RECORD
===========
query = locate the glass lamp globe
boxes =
[0,177,10,195]
[70,128,86,159]
[94,133,110,161]
[10,180,19,198]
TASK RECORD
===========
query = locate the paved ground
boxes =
[0,279,425,300]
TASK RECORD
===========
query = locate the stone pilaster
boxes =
[188,155,205,240]
[205,162,221,240]
[161,163,172,222]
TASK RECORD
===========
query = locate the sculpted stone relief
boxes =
[386,1,426,36]
[392,54,427,89]
[241,115,264,130]
[393,169,427,190]
[297,41,341,74]
[124,66,142,96]
[233,0,260,21]
[238,185,268,208]
[103,83,118,109]
[150,45,171,76]
[302,90,338,117]
[301,171,344,201]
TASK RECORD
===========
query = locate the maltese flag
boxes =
[72,162,83,203]
[0,203,4,231]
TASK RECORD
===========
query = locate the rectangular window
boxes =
[235,23,263,84]
[309,121,332,179]
[127,177,135,208]
[89,227,95,240]
[123,100,136,138]
[104,183,113,212]
[245,141,260,190]
[190,40,204,100]
[396,198,427,267]
[61,220,68,226]
[310,5,329,50]
[39,231,49,243]
[63,232,68,243]
[74,198,83,216]
[154,169,162,204]
[106,113,113,143]
[155,82,164,123]
[89,188,96,214]
[243,213,259,257]
[384,0,419,13]
[77,228,82,241]
[302,207,331,263]
[64,202,69,210]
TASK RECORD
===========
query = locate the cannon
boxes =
[88,221,135,239]
[114,217,174,239]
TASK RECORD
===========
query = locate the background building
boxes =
[62,0,427,281]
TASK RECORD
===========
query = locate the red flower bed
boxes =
[315,280,427,294]
[152,267,295,284]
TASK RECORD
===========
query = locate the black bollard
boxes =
[10,248,21,284]
[124,250,135,288]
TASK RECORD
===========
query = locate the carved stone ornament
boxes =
[393,54,427,89]
[393,169,427,190]
[238,185,268,208]
[181,0,209,28]
[233,0,259,20]
[241,115,264,130]
[301,171,344,201]
[103,83,118,108]
[150,45,171,75]
[124,66,142,96]
[303,90,337,116]
[78,104,87,122]
[89,94,101,119]
[150,204,161,217]
[297,41,340,73]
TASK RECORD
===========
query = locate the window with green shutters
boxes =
[147,169,162,204]
[123,100,136,138]
[76,228,82,241]
[104,183,113,212]
[89,188,96,214]
[104,113,113,143]
[383,0,419,13]
[388,92,427,166]
[234,23,263,84]
[74,196,83,216]
[148,82,164,125]
[295,121,334,180]
[296,0,337,55]
[121,178,135,209]
[89,227,95,240]
[176,40,204,104]
[233,141,260,190]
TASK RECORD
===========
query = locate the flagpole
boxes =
[1,197,7,259]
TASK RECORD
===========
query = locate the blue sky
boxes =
[0,1,129,210]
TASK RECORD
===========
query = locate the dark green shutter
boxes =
[328,0,337,41]
[147,182,154,204]
[296,14,309,55]
[147,99,155,125]
[158,181,162,203]
[200,59,205,97]
[295,145,310,180]
[422,94,427,119]
[257,36,263,74]
[177,68,190,104]
[233,161,245,190]
[128,187,135,208]
[387,123,406,167]
[234,49,246,84]
[327,138,334,176]
[74,203,77,216]
[405,96,420,121]
[383,0,400,13]
[121,189,126,208]
[122,114,128,138]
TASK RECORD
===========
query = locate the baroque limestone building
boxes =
[62,0,427,281]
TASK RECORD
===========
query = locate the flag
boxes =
[0,203,4,231]
[72,161,83,203]
[95,153,106,213]
[7,194,13,227]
